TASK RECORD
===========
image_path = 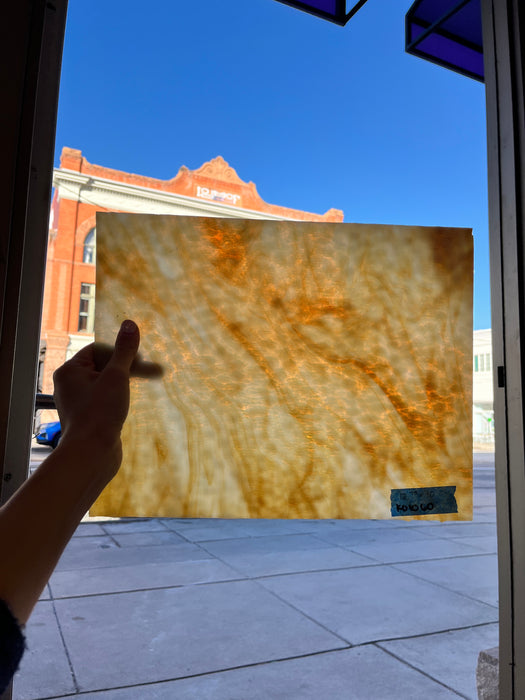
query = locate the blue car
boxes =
[35,421,62,449]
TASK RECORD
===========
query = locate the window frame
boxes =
[77,282,95,333]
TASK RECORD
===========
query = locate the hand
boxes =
[52,320,162,473]
[0,321,163,629]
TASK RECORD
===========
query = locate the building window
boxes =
[474,352,492,372]
[78,283,95,332]
[83,228,96,264]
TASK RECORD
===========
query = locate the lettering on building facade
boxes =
[196,185,241,206]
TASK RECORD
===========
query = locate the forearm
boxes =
[0,321,147,627]
[0,436,119,624]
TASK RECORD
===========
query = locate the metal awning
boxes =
[273,0,369,26]
[274,0,483,82]
[405,0,483,82]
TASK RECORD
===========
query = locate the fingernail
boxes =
[120,319,137,334]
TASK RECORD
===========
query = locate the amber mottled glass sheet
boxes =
[92,214,473,520]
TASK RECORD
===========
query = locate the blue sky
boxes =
[55,0,490,329]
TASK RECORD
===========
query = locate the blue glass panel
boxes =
[413,0,456,17]
[415,31,484,79]
[440,1,482,46]
[412,0,467,23]
[406,0,483,81]
[408,22,427,43]
[301,0,338,12]
[274,0,368,25]
[410,0,481,47]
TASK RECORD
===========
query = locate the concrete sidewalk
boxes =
[14,453,498,699]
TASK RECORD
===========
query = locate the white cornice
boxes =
[53,168,295,221]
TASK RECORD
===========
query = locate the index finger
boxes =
[106,320,141,373]
[93,344,164,378]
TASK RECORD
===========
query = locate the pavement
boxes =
[13,451,498,700]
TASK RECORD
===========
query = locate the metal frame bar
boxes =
[344,0,369,25]
[482,0,525,696]
[274,0,347,25]
[405,0,484,81]
[406,0,472,50]
[0,2,68,699]
[35,394,56,411]
[274,0,369,26]
[407,3,481,54]
[405,46,484,82]
[1,2,523,700]
[0,0,67,505]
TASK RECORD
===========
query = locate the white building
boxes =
[473,329,494,445]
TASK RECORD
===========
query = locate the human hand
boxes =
[0,322,163,628]
[52,320,162,474]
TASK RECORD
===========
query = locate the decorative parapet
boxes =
[56,148,343,223]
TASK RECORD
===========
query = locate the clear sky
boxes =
[55,0,490,329]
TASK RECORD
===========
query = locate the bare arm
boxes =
[0,320,160,625]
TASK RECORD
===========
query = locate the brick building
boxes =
[40,147,344,400]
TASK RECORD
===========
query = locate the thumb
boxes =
[107,320,140,372]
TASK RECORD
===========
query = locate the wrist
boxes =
[54,431,123,485]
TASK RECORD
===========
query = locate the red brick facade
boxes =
[40,147,344,403]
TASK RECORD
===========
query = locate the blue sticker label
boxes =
[390,486,458,517]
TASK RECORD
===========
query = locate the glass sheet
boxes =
[440,1,482,46]
[92,214,473,520]
[415,32,483,79]
[408,1,482,46]
[406,0,483,80]
[297,0,338,14]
